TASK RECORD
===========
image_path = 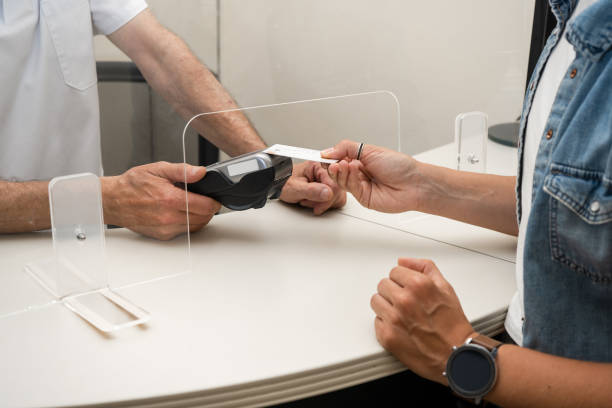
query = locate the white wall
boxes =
[94,0,218,73]
[220,0,534,154]
[95,0,218,174]
[96,0,535,162]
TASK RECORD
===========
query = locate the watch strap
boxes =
[471,334,502,357]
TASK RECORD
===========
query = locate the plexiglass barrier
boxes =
[182,91,400,160]
[1,92,401,327]
[180,91,401,240]
[0,164,191,330]
[0,90,508,329]
[455,111,488,173]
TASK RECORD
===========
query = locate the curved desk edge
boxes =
[93,317,505,408]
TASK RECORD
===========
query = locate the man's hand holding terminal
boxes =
[102,161,221,241]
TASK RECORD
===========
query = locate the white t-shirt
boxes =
[0,0,147,181]
[505,0,596,345]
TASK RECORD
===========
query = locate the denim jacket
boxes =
[517,0,612,362]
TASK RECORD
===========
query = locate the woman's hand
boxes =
[371,258,475,384]
[321,140,423,213]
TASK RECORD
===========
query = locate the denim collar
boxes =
[566,0,612,61]
[549,0,578,23]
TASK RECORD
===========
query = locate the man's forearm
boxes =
[109,10,266,157]
[486,345,612,407]
[416,162,518,235]
[0,181,50,233]
[147,32,265,155]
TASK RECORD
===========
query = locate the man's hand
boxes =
[280,161,346,215]
[322,140,423,213]
[102,162,221,240]
[371,257,474,384]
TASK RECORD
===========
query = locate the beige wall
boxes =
[219,0,534,155]
[96,0,535,169]
[95,0,218,174]
[94,0,218,72]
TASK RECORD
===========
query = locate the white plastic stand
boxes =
[24,173,150,332]
[455,111,488,173]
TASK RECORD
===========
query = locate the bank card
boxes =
[263,144,338,164]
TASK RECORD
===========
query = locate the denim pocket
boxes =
[41,0,96,91]
[543,163,612,283]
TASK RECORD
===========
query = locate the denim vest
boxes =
[517,0,612,362]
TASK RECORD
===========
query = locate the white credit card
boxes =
[263,144,338,164]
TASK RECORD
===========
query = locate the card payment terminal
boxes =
[187,150,292,211]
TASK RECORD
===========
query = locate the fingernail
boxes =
[320,187,332,200]
[321,148,334,157]
[191,166,202,176]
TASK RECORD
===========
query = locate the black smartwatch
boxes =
[444,334,502,404]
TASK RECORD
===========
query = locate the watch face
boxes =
[447,344,496,397]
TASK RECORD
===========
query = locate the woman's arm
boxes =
[323,140,518,235]
[417,163,517,236]
[488,344,612,408]
[371,257,612,408]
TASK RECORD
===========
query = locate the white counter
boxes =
[0,141,518,407]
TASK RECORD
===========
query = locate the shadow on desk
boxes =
[270,331,516,408]
[269,369,478,407]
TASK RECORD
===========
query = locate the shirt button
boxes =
[570,68,578,78]
[590,201,601,213]
[546,129,553,139]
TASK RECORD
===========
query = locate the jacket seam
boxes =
[543,184,612,224]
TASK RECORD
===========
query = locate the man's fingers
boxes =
[299,199,316,208]
[301,181,333,202]
[279,179,300,204]
[281,178,332,204]
[185,213,214,225]
[299,200,334,215]
[280,161,326,204]
[189,223,207,234]
[315,164,336,186]
[149,162,207,184]
[157,184,221,215]
[186,192,222,215]
[279,161,345,215]
[312,202,332,216]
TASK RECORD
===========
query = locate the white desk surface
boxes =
[341,140,519,263]
[0,141,518,408]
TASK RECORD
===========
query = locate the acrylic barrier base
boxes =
[22,173,151,333]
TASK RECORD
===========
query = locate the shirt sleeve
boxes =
[91,0,148,36]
